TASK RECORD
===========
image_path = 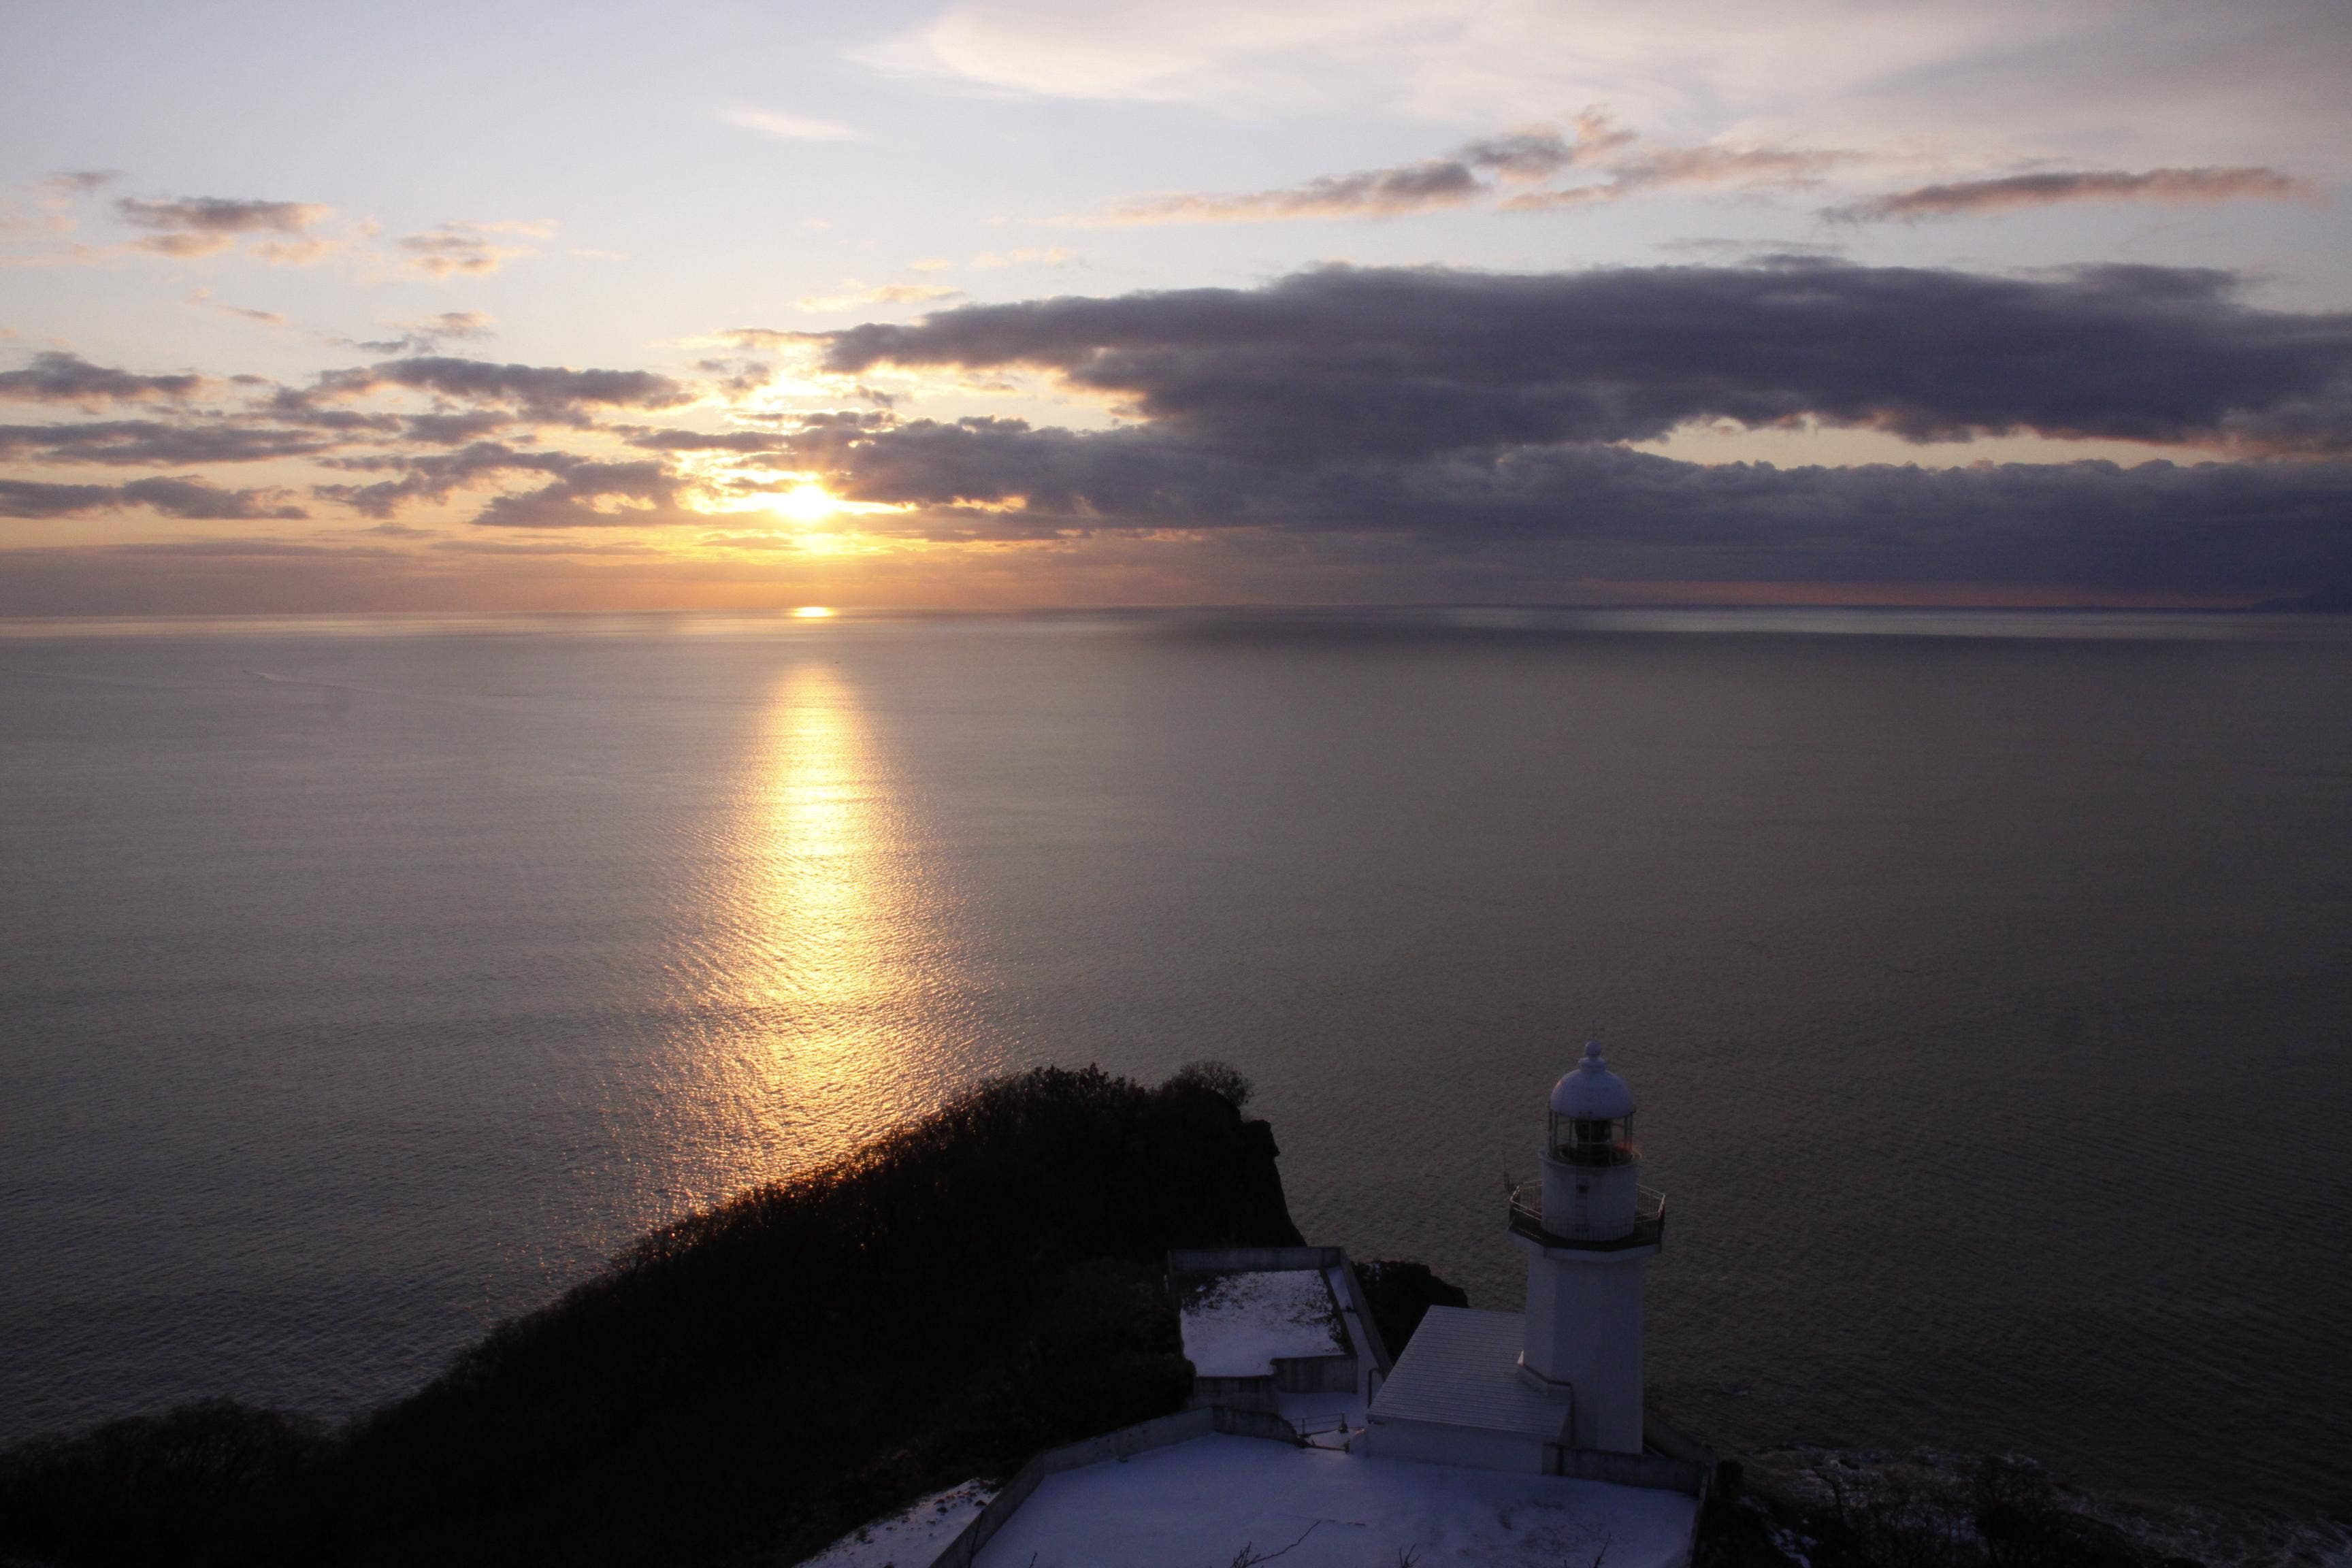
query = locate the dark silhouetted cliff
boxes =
[0,1064,1303,1567]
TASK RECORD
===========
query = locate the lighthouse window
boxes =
[1551,1111,1633,1165]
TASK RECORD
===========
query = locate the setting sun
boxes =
[770,483,843,525]
[790,606,836,619]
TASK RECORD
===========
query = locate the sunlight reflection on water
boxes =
[629,660,947,1208]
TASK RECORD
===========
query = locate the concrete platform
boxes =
[969,1433,1698,1568]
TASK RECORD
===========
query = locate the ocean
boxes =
[2,608,2347,1517]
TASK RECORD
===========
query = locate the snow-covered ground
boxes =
[1179,1268,1346,1377]
[796,1479,996,1568]
[970,1434,1698,1568]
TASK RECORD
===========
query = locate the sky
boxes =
[3,0,2349,613]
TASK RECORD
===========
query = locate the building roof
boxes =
[1367,1306,1572,1440]
[1551,1041,1635,1119]
[1177,1267,1348,1377]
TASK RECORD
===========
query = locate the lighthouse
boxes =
[1509,1041,1663,1453]
[1362,1041,1667,1473]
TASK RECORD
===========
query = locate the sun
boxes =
[769,483,843,525]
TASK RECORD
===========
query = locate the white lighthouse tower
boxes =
[1362,1040,1666,1474]
[1509,1041,1662,1454]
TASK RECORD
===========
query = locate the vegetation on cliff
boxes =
[1,1064,1307,1567]
[1352,1260,1471,1365]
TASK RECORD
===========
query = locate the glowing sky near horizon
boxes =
[3,0,2349,612]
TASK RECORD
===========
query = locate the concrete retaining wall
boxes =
[1362,1417,1549,1475]
[1188,1374,1279,1412]
[1273,1352,1358,1393]
[1549,1445,1710,1495]
[1167,1245,1346,1273]
[1334,1256,1393,1373]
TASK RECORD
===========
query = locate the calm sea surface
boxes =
[3,609,2348,1515]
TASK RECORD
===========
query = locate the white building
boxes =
[1363,1042,1665,1472]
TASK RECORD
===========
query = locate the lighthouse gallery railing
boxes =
[1506,1183,1667,1252]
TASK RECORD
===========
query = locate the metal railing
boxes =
[1506,1183,1666,1252]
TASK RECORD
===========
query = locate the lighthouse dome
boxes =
[1550,1041,1634,1120]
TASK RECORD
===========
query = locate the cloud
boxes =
[767,410,2352,594]
[791,282,967,312]
[717,107,862,142]
[1457,129,1586,181]
[2,172,116,242]
[1090,117,1846,225]
[401,410,519,446]
[0,475,307,519]
[822,261,2352,455]
[1503,142,1852,210]
[1829,166,2314,222]
[129,231,240,259]
[1101,158,1486,225]
[45,170,122,198]
[353,310,498,355]
[627,427,788,452]
[396,223,547,278]
[12,255,2351,603]
[762,259,2352,595]
[307,356,692,421]
[715,327,815,350]
[114,195,337,262]
[470,460,696,528]
[116,197,332,234]
[0,353,203,404]
[416,311,495,339]
[248,238,342,266]
[184,288,295,329]
[1096,128,1573,225]
[312,440,585,517]
[0,419,340,466]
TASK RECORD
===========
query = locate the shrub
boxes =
[1354,1260,1470,1360]
[1168,1059,1255,1109]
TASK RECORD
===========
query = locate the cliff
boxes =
[0,1065,1304,1567]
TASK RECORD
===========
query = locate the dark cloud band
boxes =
[301,357,691,422]
[0,353,203,404]
[824,261,2352,455]
[0,421,338,466]
[794,261,2352,596]
[0,476,306,520]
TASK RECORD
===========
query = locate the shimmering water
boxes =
[3,609,2348,1514]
